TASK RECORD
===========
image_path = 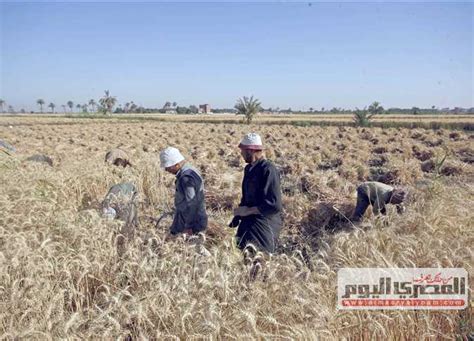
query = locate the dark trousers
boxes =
[352,187,387,221]
[236,215,281,253]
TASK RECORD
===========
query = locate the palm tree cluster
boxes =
[1,95,396,126]
[0,92,115,115]
[21,98,102,114]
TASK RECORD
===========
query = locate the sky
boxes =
[1,1,473,111]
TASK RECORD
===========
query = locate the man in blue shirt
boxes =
[160,147,208,235]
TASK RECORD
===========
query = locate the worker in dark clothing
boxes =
[229,133,282,253]
[351,181,407,222]
[160,147,208,235]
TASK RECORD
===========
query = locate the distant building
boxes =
[199,104,211,114]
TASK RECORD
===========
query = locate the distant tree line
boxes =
[1,95,472,116]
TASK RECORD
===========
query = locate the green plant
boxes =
[353,109,373,127]
[368,101,384,116]
[99,90,117,115]
[234,96,261,124]
[434,150,448,177]
[353,102,384,127]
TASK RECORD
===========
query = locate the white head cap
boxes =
[102,206,116,220]
[238,133,264,150]
[160,147,185,169]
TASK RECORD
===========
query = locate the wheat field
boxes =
[0,117,473,339]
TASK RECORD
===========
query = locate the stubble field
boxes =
[0,116,473,339]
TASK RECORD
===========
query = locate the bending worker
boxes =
[351,181,407,222]
[229,133,282,253]
[102,182,137,220]
[160,147,208,235]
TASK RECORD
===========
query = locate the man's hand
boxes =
[228,216,241,228]
[233,206,260,217]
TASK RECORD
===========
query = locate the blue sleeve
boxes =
[171,175,199,232]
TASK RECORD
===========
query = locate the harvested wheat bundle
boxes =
[412,145,434,161]
[359,130,373,141]
[204,220,228,245]
[26,154,53,166]
[227,156,242,168]
[197,163,222,186]
[423,138,444,147]
[205,190,237,211]
[281,196,311,230]
[0,139,16,155]
[456,148,474,164]
[410,131,425,140]
[275,161,297,176]
[440,163,463,176]
[299,200,355,243]
[318,158,343,171]
[372,146,388,154]
[448,131,461,141]
[420,159,464,177]
[299,174,336,200]
[105,148,132,167]
[368,167,401,185]
[368,155,389,167]
[421,159,436,173]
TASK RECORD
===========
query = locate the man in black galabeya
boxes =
[229,133,282,253]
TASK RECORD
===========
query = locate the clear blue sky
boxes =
[1,2,472,111]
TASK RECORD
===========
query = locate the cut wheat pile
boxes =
[0,117,473,339]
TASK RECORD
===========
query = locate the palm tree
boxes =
[172,101,177,108]
[8,105,14,113]
[88,99,96,112]
[124,102,130,113]
[37,99,45,113]
[368,101,384,116]
[0,99,5,113]
[353,109,372,127]
[81,104,88,113]
[67,101,74,112]
[76,104,81,112]
[48,102,56,113]
[98,90,117,115]
[235,96,262,124]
